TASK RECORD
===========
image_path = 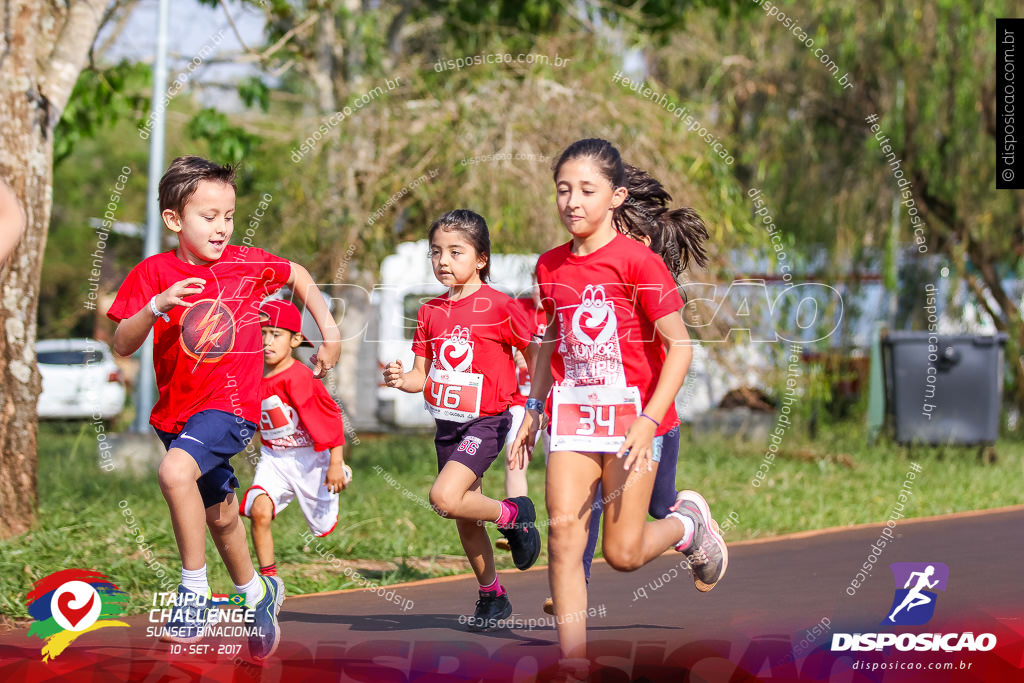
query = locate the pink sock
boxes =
[480,576,506,596]
[495,500,518,527]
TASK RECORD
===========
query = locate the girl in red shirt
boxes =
[383,209,539,632]
[511,139,727,672]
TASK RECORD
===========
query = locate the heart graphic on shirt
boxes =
[438,326,474,371]
[571,285,617,346]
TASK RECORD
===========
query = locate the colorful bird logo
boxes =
[25,569,130,662]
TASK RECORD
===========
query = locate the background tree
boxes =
[0,0,113,538]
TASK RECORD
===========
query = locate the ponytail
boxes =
[614,164,709,277]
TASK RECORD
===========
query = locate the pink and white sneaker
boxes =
[669,490,728,592]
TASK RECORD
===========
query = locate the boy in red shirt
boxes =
[107,156,341,661]
[240,299,351,577]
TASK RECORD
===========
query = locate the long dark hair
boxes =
[552,138,709,277]
[428,209,492,282]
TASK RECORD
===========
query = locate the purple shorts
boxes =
[434,411,512,479]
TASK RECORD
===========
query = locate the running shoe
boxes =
[160,584,210,644]
[465,589,512,632]
[669,490,728,592]
[247,575,284,660]
[497,496,541,570]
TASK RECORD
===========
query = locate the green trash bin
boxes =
[881,332,1007,445]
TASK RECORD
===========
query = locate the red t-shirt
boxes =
[510,298,548,407]
[259,361,346,453]
[535,232,683,436]
[107,246,291,432]
[411,285,531,417]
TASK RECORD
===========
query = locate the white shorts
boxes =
[240,447,339,537]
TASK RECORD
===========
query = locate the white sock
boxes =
[235,571,265,609]
[181,565,209,596]
[671,512,696,548]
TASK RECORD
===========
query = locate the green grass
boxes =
[1,420,1022,622]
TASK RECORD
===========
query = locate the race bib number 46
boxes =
[424,367,483,423]
[550,385,642,452]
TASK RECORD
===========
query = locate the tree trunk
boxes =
[0,0,107,538]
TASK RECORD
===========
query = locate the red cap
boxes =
[259,300,314,347]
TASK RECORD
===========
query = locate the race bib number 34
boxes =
[424,367,483,423]
[550,385,642,452]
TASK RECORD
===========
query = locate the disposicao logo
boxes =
[831,562,996,653]
[26,569,130,661]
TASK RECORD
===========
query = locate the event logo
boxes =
[832,562,996,653]
[180,298,235,362]
[438,326,474,371]
[571,285,617,346]
[26,569,129,662]
[885,562,948,626]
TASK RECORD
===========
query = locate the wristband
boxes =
[149,296,170,322]
[530,333,544,342]
[639,412,660,428]
[525,397,545,412]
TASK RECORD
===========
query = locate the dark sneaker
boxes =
[465,589,512,632]
[497,496,541,570]
[670,490,728,592]
[160,585,210,644]
[247,575,283,660]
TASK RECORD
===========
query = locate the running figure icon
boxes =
[888,565,939,623]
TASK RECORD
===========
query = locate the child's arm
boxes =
[509,315,557,469]
[382,356,427,393]
[288,261,341,379]
[323,445,348,493]
[112,277,206,356]
[617,310,692,472]
[0,179,26,266]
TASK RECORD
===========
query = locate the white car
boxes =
[36,338,126,420]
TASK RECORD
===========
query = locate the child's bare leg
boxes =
[456,480,497,585]
[248,495,275,569]
[430,461,502,521]
[546,449,602,660]
[504,458,528,499]
[158,448,207,570]
[206,493,256,586]
[600,455,684,570]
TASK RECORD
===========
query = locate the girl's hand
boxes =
[616,415,658,472]
[509,409,541,469]
[155,278,206,312]
[382,360,405,389]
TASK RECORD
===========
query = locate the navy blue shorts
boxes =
[434,411,512,479]
[154,409,257,508]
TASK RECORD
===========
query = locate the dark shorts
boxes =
[434,411,512,479]
[154,409,257,508]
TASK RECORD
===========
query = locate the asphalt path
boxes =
[2,506,1023,682]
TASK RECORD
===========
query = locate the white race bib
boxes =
[550,385,642,452]
[424,365,483,423]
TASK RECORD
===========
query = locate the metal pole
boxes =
[133,0,169,432]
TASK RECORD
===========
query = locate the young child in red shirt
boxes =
[241,299,351,577]
[383,209,539,631]
[107,156,341,661]
[511,139,726,677]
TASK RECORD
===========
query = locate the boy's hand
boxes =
[382,360,405,389]
[155,278,206,312]
[324,462,350,494]
[310,338,340,379]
